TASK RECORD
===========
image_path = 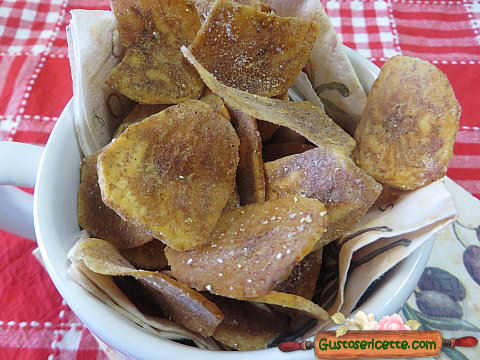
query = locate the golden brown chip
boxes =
[182,46,356,154]
[68,238,224,337]
[354,56,460,190]
[77,152,153,249]
[114,104,169,138]
[275,249,322,300]
[119,240,168,270]
[199,87,230,121]
[189,0,319,97]
[265,147,382,244]
[206,294,289,350]
[194,0,269,22]
[165,196,326,299]
[229,107,265,205]
[263,143,315,162]
[106,0,204,104]
[257,120,280,141]
[222,187,240,212]
[251,291,328,320]
[271,127,307,144]
[98,100,239,251]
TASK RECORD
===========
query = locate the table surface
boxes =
[0,0,479,359]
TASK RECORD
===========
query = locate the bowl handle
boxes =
[0,141,44,240]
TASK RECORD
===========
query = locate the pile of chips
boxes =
[71,0,460,351]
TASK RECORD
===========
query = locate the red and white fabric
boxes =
[0,0,479,358]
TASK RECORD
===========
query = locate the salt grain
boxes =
[320,211,327,216]
[206,284,212,291]
[187,258,193,264]
[262,220,269,224]
[276,253,282,259]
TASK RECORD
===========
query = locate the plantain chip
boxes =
[263,142,315,162]
[114,104,168,138]
[98,100,239,251]
[189,0,319,97]
[354,56,460,190]
[182,46,355,154]
[106,0,204,104]
[265,147,382,245]
[229,107,265,205]
[275,249,323,300]
[119,239,168,271]
[251,291,328,321]
[68,238,224,337]
[165,196,326,299]
[77,152,153,249]
[194,0,270,22]
[199,87,231,121]
[206,294,289,350]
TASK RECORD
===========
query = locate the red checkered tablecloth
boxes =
[0,1,479,359]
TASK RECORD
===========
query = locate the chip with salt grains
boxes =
[68,238,224,337]
[265,147,382,245]
[182,46,355,154]
[199,87,231,121]
[193,0,270,22]
[189,0,319,97]
[113,104,169,138]
[250,291,329,321]
[106,0,204,104]
[263,142,315,162]
[119,239,168,270]
[165,196,326,299]
[206,294,289,350]
[275,249,323,300]
[354,56,460,190]
[229,107,266,205]
[98,100,239,251]
[77,152,153,249]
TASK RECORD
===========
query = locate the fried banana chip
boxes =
[182,47,355,154]
[68,238,224,337]
[354,56,460,190]
[257,120,280,141]
[77,152,152,249]
[119,240,168,270]
[189,0,319,97]
[194,0,269,22]
[229,107,265,205]
[199,87,230,121]
[98,100,239,251]
[251,291,329,321]
[263,142,315,162]
[275,249,323,300]
[114,104,168,138]
[106,0,203,104]
[265,147,382,244]
[165,196,327,299]
[206,294,289,350]
[222,187,240,212]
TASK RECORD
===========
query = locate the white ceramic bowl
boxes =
[0,47,433,360]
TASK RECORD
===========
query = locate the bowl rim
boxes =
[35,46,433,360]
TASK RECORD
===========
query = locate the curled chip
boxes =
[275,249,323,300]
[68,238,224,337]
[189,0,319,97]
[106,0,204,104]
[77,152,152,249]
[251,291,329,321]
[182,46,355,154]
[114,104,168,138]
[120,240,168,270]
[165,196,326,299]
[98,100,239,251]
[265,147,382,244]
[354,56,460,190]
[199,87,230,121]
[206,294,289,350]
[263,143,315,162]
[229,107,266,205]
